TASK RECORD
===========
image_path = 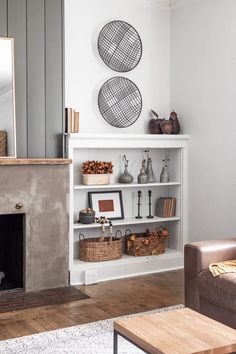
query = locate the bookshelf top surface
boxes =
[65,134,189,149]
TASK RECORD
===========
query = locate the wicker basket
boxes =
[0,131,7,156]
[125,228,168,257]
[79,232,122,262]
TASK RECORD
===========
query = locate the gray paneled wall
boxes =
[8,0,27,156]
[0,1,7,36]
[0,0,64,157]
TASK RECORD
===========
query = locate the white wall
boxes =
[65,0,170,133]
[65,0,236,242]
[171,0,236,241]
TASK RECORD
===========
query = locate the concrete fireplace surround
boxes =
[0,158,71,292]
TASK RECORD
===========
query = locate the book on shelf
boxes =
[68,108,72,133]
[71,109,75,133]
[74,112,79,133]
[156,197,176,217]
[65,107,79,133]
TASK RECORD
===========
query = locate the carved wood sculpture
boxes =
[149,110,164,134]
[169,111,180,134]
[149,110,181,135]
[160,120,173,134]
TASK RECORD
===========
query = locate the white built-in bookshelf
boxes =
[65,134,189,285]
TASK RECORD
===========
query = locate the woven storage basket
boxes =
[0,131,7,156]
[79,232,122,262]
[125,228,168,257]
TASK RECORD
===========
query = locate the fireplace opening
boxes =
[0,214,24,291]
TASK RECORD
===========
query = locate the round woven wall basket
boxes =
[98,76,142,128]
[98,20,142,72]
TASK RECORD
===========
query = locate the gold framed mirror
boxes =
[0,37,16,158]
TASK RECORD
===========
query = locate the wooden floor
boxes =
[0,269,184,341]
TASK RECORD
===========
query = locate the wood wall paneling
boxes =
[45,0,63,158]
[27,0,46,157]
[8,0,27,157]
[0,0,7,36]
[0,0,64,157]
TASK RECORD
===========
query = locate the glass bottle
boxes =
[160,165,169,183]
[146,158,155,183]
[118,155,133,184]
[160,158,170,183]
[138,159,148,184]
[145,149,155,183]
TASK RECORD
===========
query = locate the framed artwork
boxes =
[88,190,124,220]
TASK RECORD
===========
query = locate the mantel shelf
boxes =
[74,216,180,230]
[0,158,71,165]
[74,182,181,190]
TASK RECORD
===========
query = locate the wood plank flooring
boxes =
[0,269,184,341]
[0,287,89,313]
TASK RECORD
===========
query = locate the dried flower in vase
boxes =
[81,160,113,174]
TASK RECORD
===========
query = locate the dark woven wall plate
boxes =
[98,20,142,72]
[98,77,142,128]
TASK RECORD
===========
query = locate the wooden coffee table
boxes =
[113,307,236,354]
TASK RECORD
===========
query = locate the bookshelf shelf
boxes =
[65,134,189,285]
[74,182,181,190]
[74,216,180,230]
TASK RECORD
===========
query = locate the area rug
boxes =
[0,304,183,354]
[0,287,89,313]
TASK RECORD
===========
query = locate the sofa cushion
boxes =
[198,269,236,312]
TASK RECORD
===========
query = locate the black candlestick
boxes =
[135,190,142,219]
[147,190,154,218]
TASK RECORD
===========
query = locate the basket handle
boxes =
[79,233,85,241]
[125,228,132,236]
[114,229,122,239]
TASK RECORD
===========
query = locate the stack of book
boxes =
[156,197,176,217]
[65,107,79,133]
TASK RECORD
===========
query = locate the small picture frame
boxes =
[88,190,124,220]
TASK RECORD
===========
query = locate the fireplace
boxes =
[0,213,24,291]
[0,160,69,291]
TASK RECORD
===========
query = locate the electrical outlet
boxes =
[84,269,98,285]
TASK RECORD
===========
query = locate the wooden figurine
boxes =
[169,110,180,134]
[149,110,164,134]
[160,120,173,134]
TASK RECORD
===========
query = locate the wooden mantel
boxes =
[0,158,71,165]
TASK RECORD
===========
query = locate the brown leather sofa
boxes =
[185,238,236,329]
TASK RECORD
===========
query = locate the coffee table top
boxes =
[114,308,236,354]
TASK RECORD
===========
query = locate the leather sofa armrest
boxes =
[184,238,236,311]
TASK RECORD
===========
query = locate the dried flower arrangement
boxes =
[81,160,113,174]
